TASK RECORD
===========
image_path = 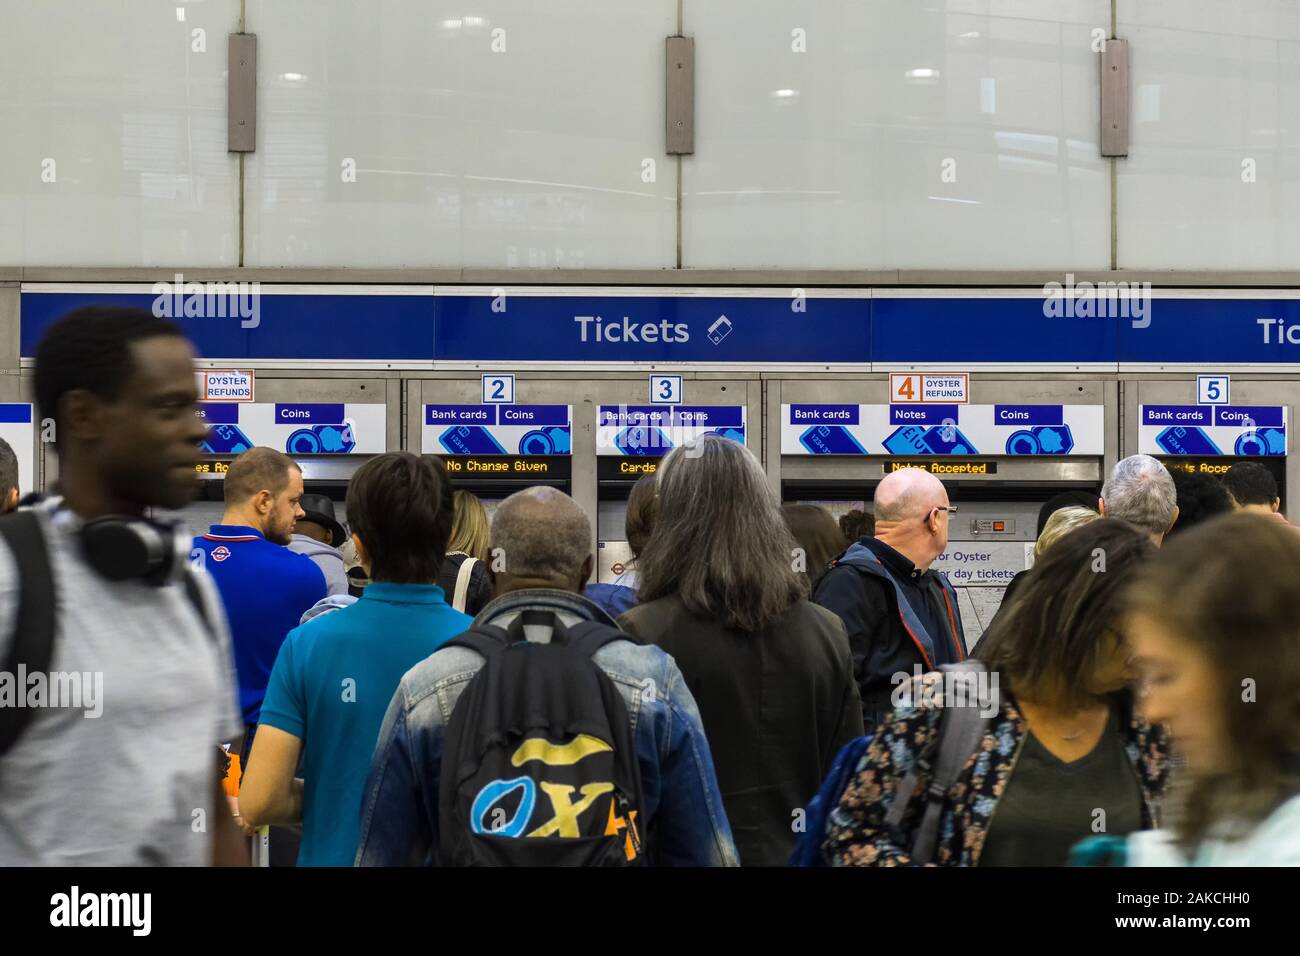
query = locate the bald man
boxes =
[813,469,966,732]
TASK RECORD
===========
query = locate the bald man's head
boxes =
[491,485,593,591]
[874,468,948,522]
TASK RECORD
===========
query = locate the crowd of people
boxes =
[0,305,1296,867]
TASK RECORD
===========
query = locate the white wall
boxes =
[684,0,1110,269]
[1,0,1297,271]
[0,0,240,267]
[243,0,677,269]
[1117,0,1300,269]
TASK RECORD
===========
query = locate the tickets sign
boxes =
[782,404,1105,456]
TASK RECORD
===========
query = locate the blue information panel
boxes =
[435,295,868,364]
[595,405,747,456]
[1139,405,1287,457]
[422,405,573,456]
[20,288,1300,367]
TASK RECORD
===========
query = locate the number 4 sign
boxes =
[891,373,923,403]
[890,372,970,404]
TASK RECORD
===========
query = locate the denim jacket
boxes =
[355,588,740,866]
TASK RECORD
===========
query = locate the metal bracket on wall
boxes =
[666,36,695,155]
[1101,38,1129,158]
[228,33,257,153]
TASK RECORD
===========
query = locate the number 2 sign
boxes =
[482,374,515,404]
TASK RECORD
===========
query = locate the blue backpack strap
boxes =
[934,574,967,660]
[0,511,57,758]
[788,734,874,866]
[846,549,939,668]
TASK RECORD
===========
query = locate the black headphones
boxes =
[80,515,192,586]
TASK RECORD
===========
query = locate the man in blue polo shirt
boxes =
[192,446,327,743]
[238,452,471,865]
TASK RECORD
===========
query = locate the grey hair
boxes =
[490,486,591,581]
[1102,454,1177,536]
[637,434,806,632]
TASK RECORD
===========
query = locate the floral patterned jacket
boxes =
[823,677,1171,866]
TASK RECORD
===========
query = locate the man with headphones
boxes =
[0,306,247,866]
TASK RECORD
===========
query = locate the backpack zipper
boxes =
[616,790,643,860]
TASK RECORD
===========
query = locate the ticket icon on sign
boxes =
[707,316,734,345]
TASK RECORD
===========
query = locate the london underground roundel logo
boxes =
[212,546,231,562]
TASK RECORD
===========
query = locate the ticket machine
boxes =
[593,390,753,583]
[768,374,1116,648]
[183,372,401,534]
[1125,377,1290,509]
[406,372,761,580]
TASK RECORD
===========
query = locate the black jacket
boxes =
[813,537,966,733]
[619,595,863,866]
[437,552,493,617]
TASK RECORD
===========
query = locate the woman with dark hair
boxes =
[781,503,847,592]
[825,518,1171,866]
[1092,514,1300,865]
[620,435,864,865]
[838,508,874,547]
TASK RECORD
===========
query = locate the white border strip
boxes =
[432,285,868,299]
[20,283,434,296]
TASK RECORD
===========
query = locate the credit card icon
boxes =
[798,425,867,456]
[615,426,672,456]
[1155,426,1222,456]
[707,316,734,345]
[439,426,508,456]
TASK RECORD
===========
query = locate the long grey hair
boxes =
[636,434,807,632]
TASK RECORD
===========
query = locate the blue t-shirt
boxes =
[258,582,472,867]
[193,525,328,726]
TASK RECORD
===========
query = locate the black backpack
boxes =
[437,609,647,866]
